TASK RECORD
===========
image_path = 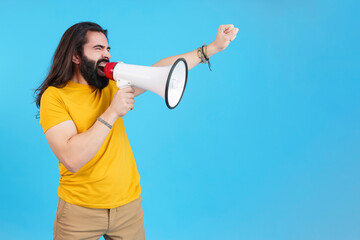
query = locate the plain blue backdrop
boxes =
[0,0,359,239]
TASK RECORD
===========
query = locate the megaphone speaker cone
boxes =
[165,58,188,109]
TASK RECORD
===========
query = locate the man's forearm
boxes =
[152,43,219,69]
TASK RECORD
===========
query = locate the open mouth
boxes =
[98,66,105,72]
[97,59,109,77]
[97,65,106,76]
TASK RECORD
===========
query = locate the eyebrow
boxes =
[93,44,111,51]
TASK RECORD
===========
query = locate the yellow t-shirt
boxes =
[40,80,141,208]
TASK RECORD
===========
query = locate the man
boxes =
[35,22,238,240]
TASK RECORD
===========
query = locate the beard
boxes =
[80,55,109,90]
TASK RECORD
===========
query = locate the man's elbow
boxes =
[66,165,80,173]
[61,157,81,173]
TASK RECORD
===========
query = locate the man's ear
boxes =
[72,53,81,64]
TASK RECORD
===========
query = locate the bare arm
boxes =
[45,87,135,173]
[134,24,239,96]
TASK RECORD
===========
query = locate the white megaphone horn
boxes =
[104,58,188,109]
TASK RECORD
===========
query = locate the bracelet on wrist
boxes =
[197,47,207,63]
[201,43,212,71]
[97,117,112,130]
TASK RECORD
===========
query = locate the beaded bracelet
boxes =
[197,47,207,63]
[201,43,212,71]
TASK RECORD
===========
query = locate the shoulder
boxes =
[42,86,61,96]
[41,81,76,102]
[40,85,72,130]
[41,86,64,105]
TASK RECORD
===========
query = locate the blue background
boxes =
[0,0,359,239]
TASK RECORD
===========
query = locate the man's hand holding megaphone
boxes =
[108,87,136,117]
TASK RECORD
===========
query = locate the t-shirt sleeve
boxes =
[39,87,72,133]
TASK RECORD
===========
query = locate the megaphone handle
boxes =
[116,79,131,89]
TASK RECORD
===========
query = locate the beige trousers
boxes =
[53,197,145,240]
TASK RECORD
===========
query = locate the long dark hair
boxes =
[34,22,107,108]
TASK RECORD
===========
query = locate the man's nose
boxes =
[103,50,111,60]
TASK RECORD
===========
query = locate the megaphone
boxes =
[104,58,188,109]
